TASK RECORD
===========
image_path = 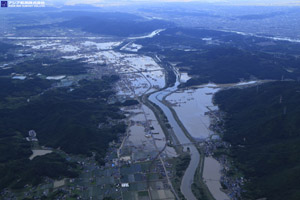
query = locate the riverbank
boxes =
[162,89,216,200]
[161,80,265,200]
[144,65,216,200]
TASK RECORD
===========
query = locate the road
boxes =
[148,78,200,200]
[119,51,200,200]
[119,65,179,199]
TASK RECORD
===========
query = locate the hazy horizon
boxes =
[45,0,300,7]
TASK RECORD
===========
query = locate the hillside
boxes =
[214,81,300,200]
[17,11,173,37]
[137,28,300,86]
[0,56,126,190]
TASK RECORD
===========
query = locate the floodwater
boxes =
[222,29,300,43]
[121,43,143,52]
[46,75,66,80]
[203,157,230,200]
[12,75,27,80]
[166,85,220,139]
[124,105,177,160]
[142,70,165,89]
[149,80,200,200]
[123,109,156,161]
[179,72,191,83]
[142,105,177,157]
[165,81,259,199]
[53,179,65,188]
[237,81,257,86]
[128,29,165,40]
[81,41,121,50]
[29,149,52,160]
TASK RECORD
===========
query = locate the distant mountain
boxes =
[17,11,173,37]
[136,27,300,86]
[59,12,173,37]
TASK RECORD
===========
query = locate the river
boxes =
[149,76,200,200]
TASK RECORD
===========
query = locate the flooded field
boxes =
[81,41,122,50]
[29,149,53,160]
[164,84,228,199]
[164,80,261,199]
[121,43,143,52]
[6,31,243,199]
[1,29,179,200]
[166,84,220,139]
[121,104,177,162]
[179,72,191,83]
[203,157,230,200]
[46,75,66,80]
[142,105,177,157]
[53,179,65,188]
[12,34,167,99]
[149,77,200,200]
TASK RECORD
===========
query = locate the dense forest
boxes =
[0,42,18,62]
[0,150,78,190]
[0,77,52,108]
[0,77,126,155]
[138,27,300,86]
[0,64,126,189]
[0,42,17,54]
[0,58,89,76]
[214,81,300,200]
[17,12,173,37]
[61,17,171,37]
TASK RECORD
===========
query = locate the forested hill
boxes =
[0,74,126,190]
[137,27,300,86]
[17,12,173,37]
[214,81,300,200]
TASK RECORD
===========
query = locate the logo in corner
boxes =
[1,1,8,7]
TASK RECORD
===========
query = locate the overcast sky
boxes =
[45,0,300,6]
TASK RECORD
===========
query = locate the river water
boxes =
[148,71,254,199]
[166,85,220,139]
[149,78,200,200]
[203,157,230,200]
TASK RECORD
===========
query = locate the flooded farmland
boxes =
[5,30,253,200]
[166,84,220,139]
[203,157,230,200]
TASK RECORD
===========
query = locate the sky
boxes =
[45,0,300,6]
